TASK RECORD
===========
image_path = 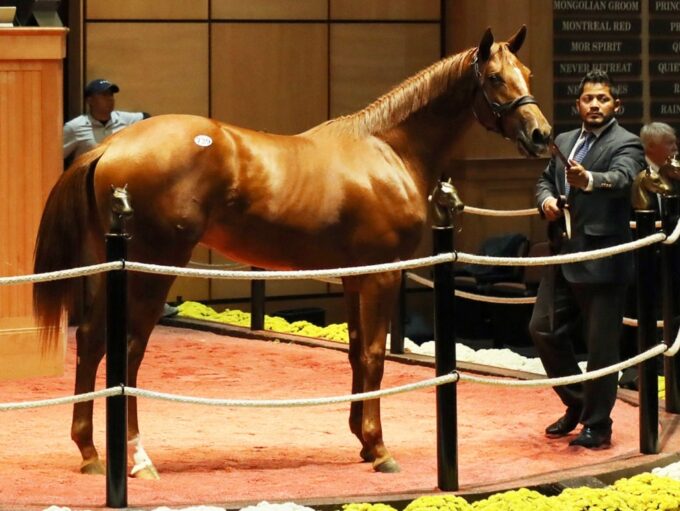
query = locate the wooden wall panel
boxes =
[212,0,327,20]
[86,0,208,20]
[449,159,547,251]
[331,0,440,20]
[86,23,209,116]
[0,29,67,379]
[330,23,440,118]
[211,23,328,133]
[209,253,252,303]
[168,245,211,304]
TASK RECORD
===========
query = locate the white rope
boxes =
[664,324,680,357]
[460,342,668,387]
[456,232,665,267]
[5,218,677,287]
[406,272,434,288]
[407,272,661,323]
[125,253,456,280]
[664,217,680,244]
[463,205,538,217]
[0,262,122,286]
[121,231,663,282]
[453,288,536,304]
[0,388,120,411]
[3,326,680,410]
[187,261,249,269]
[124,373,459,407]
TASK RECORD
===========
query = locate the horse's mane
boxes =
[306,47,476,138]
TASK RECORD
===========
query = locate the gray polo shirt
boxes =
[63,110,145,159]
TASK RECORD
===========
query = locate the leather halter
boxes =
[471,50,538,138]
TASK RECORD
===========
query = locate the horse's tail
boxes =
[33,146,105,349]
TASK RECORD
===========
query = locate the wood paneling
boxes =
[330,23,440,118]
[0,28,67,379]
[211,23,328,133]
[331,0,440,20]
[86,23,209,116]
[212,0,327,20]
[449,159,547,252]
[86,0,208,20]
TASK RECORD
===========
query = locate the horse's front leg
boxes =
[344,271,402,473]
[342,285,369,458]
[125,273,175,480]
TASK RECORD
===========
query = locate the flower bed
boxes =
[43,467,680,510]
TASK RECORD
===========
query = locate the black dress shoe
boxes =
[545,408,581,437]
[569,426,612,449]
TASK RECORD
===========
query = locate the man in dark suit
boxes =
[529,69,645,449]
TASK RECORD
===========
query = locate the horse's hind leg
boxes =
[71,277,107,474]
[343,271,401,473]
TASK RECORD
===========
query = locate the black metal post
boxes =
[662,195,680,412]
[390,272,406,354]
[433,224,457,490]
[105,231,129,508]
[635,210,659,454]
[250,267,265,330]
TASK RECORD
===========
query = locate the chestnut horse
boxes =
[33,27,551,477]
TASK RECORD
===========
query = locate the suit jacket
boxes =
[536,119,645,284]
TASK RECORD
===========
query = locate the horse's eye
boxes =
[488,74,503,85]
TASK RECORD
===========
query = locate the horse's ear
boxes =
[478,27,494,62]
[507,25,527,54]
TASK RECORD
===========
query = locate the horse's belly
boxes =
[203,213,425,271]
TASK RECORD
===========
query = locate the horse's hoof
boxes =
[80,459,105,475]
[373,457,401,473]
[132,465,160,480]
[360,447,375,462]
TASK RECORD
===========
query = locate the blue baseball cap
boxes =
[84,78,120,97]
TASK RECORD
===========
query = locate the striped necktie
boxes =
[565,132,595,195]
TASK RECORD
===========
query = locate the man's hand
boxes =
[566,159,590,189]
[542,197,563,221]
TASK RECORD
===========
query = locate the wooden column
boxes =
[0,28,68,380]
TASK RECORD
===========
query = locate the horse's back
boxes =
[89,114,427,268]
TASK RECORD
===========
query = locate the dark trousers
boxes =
[529,267,627,429]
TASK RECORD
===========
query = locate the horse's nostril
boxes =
[532,128,549,146]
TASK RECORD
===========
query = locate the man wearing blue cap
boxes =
[63,78,150,160]
[63,79,177,318]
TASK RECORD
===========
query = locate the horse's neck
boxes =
[378,72,477,188]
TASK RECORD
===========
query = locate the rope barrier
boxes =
[0,214,675,412]
[665,216,680,244]
[6,219,677,286]
[462,205,538,217]
[124,373,459,407]
[407,272,664,325]
[0,261,121,286]
[2,326,677,411]
[122,231,665,280]
[0,388,119,411]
